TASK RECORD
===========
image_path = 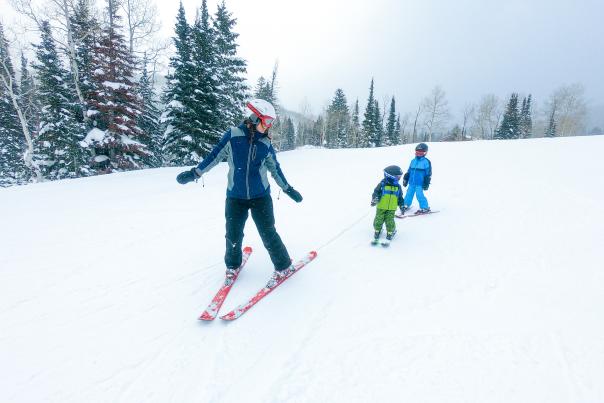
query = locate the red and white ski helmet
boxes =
[246,98,276,128]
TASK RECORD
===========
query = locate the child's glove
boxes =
[370,197,379,206]
[402,172,409,187]
[422,176,431,191]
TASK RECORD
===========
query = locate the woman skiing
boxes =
[176,99,303,287]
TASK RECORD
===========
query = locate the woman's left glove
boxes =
[176,168,200,184]
[284,186,303,203]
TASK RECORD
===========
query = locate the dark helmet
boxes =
[415,143,428,152]
[384,165,403,181]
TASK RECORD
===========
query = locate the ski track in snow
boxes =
[2,138,604,402]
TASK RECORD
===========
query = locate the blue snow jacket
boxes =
[194,123,290,200]
[405,156,432,187]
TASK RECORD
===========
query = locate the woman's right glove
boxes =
[176,168,200,184]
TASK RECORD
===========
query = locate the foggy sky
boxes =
[2,0,603,123]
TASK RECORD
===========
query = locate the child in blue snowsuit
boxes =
[402,143,432,214]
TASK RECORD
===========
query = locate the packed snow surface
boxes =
[1,136,603,403]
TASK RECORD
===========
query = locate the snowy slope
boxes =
[1,137,604,403]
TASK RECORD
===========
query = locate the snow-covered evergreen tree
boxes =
[495,93,520,139]
[519,94,533,138]
[360,78,379,147]
[19,53,39,136]
[70,0,100,117]
[137,55,162,167]
[0,23,28,186]
[213,0,248,126]
[161,2,197,166]
[281,117,296,151]
[545,107,557,137]
[188,0,221,158]
[325,88,350,148]
[85,0,148,172]
[32,21,87,179]
[349,99,360,147]
[373,99,383,147]
[385,96,398,146]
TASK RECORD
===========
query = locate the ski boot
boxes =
[415,208,431,215]
[400,205,409,215]
[381,230,396,247]
[266,265,294,288]
[371,230,381,245]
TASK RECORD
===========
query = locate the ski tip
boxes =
[220,312,238,321]
[243,246,253,253]
[309,250,318,259]
[199,312,215,321]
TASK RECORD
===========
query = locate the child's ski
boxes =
[199,246,253,321]
[396,210,439,219]
[220,251,318,321]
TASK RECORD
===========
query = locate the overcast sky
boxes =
[2,0,603,120]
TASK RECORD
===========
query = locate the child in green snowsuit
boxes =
[371,165,405,241]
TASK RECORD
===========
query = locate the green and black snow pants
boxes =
[373,208,396,235]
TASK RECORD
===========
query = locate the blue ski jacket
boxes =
[405,156,432,187]
[195,123,290,199]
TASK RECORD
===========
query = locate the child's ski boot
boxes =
[415,208,431,215]
[381,230,397,247]
[371,230,381,245]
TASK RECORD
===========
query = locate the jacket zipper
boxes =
[246,136,254,199]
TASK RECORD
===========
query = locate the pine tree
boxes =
[0,23,28,186]
[519,94,533,138]
[385,96,398,146]
[545,107,557,137]
[311,115,324,146]
[19,53,39,136]
[86,0,147,172]
[361,78,379,147]
[137,55,162,167]
[188,0,221,159]
[161,2,197,166]
[281,117,296,151]
[349,99,360,147]
[71,0,100,117]
[325,88,350,148]
[213,0,248,126]
[373,99,383,147]
[32,21,87,179]
[495,93,520,139]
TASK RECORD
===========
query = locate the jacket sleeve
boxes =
[372,181,382,201]
[423,159,432,187]
[264,145,290,190]
[397,184,405,207]
[195,129,232,176]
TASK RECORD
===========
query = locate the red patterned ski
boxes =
[198,246,253,321]
[220,251,318,321]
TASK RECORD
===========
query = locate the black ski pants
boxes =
[225,195,291,271]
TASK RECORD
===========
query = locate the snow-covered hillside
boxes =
[1,137,604,403]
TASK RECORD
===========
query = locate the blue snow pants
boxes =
[404,185,429,210]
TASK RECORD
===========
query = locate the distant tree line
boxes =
[0,0,598,188]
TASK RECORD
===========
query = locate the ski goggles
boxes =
[247,103,275,128]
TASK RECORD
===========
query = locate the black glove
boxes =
[402,172,409,187]
[370,198,379,207]
[176,168,200,184]
[284,186,303,203]
[422,176,431,191]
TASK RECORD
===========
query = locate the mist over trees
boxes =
[0,0,597,187]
